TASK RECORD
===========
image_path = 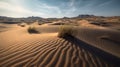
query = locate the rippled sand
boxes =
[0,25,115,67]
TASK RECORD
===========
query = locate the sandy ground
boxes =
[0,23,118,67]
[73,26,120,57]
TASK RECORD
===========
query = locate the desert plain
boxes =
[0,16,120,67]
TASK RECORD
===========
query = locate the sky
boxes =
[0,0,120,18]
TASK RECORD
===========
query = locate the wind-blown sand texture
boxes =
[73,21,120,58]
[0,23,19,32]
[0,24,118,67]
[73,27,120,57]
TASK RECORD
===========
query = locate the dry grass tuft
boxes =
[18,22,26,27]
[58,25,73,38]
[28,26,39,34]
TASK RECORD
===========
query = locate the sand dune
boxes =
[73,26,120,58]
[0,25,116,67]
[0,23,19,32]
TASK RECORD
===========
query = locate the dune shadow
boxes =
[63,35,120,67]
[100,37,120,45]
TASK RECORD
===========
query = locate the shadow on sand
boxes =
[64,35,120,67]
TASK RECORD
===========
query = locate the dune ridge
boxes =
[72,26,120,58]
[0,26,115,67]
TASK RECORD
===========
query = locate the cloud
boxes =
[97,0,113,7]
[0,1,49,17]
[37,3,61,14]
[0,0,119,17]
[0,0,63,18]
[0,1,30,13]
[70,0,76,7]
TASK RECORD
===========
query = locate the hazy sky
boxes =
[0,0,120,18]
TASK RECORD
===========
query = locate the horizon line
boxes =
[0,14,120,18]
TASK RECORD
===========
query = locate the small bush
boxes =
[38,23,42,25]
[117,29,120,31]
[18,22,26,27]
[58,25,73,38]
[20,24,25,27]
[28,26,39,33]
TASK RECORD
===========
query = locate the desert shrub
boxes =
[28,26,39,33]
[38,23,42,25]
[20,24,25,27]
[38,22,45,25]
[117,29,120,31]
[18,22,26,27]
[58,25,73,38]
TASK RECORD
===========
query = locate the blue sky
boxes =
[0,0,120,18]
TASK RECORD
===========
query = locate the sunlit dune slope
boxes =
[0,25,115,67]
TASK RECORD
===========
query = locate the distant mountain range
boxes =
[0,15,120,24]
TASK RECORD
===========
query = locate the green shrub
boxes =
[58,25,73,38]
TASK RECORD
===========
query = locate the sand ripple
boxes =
[0,28,115,67]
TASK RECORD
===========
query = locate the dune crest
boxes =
[0,25,115,67]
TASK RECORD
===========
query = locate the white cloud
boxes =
[97,0,113,7]
[0,1,48,17]
[0,2,29,13]
[36,3,62,14]
[70,0,75,7]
